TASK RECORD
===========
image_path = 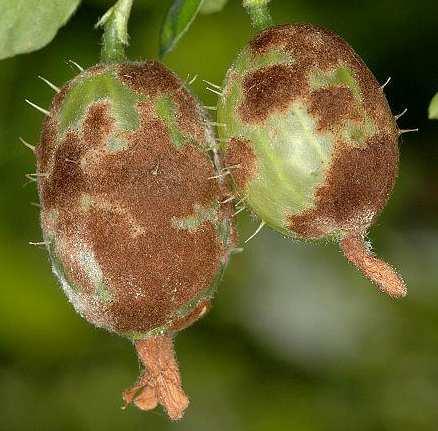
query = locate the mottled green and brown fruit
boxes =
[217,24,406,298]
[36,61,236,420]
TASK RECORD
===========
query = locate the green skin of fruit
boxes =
[37,61,235,340]
[217,24,399,242]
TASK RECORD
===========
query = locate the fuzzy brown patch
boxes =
[249,24,357,71]
[349,57,397,134]
[40,131,86,210]
[223,138,258,190]
[239,64,306,123]
[289,133,398,239]
[50,83,71,114]
[38,102,114,217]
[87,208,222,332]
[173,88,207,146]
[285,25,359,70]
[249,24,297,54]
[119,61,208,146]
[239,25,358,124]
[37,116,58,174]
[38,86,231,334]
[82,102,114,147]
[242,24,397,135]
[300,24,396,135]
[118,61,181,98]
[37,105,116,299]
[309,87,360,132]
[85,64,107,75]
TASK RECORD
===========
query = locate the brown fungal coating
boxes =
[242,24,396,133]
[289,133,399,239]
[249,24,360,70]
[37,61,235,337]
[309,86,360,132]
[239,64,306,123]
[223,137,258,190]
[118,62,181,98]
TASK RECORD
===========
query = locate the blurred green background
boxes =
[1,0,438,429]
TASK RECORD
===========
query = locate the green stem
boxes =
[97,0,134,63]
[242,0,273,31]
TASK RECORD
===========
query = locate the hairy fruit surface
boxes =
[36,60,235,419]
[217,24,405,298]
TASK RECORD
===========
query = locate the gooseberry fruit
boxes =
[36,60,236,420]
[217,24,406,298]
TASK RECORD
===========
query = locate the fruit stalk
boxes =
[97,0,134,63]
[123,335,189,420]
[242,0,273,31]
[340,234,406,298]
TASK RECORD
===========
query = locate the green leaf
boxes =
[159,0,204,59]
[0,0,81,60]
[428,93,438,120]
[200,0,229,14]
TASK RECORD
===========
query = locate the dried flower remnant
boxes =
[36,61,236,420]
[217,24,406,298]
